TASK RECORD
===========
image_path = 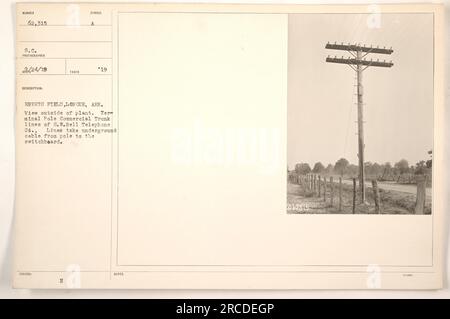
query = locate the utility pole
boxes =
[325,42,393,203]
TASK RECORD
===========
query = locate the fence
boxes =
[288,173,427,214]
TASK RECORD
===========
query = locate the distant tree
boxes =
[325,164,334,175]
[364,162,382,177]
[295,163,312,175]
[381,162,392,179]
[312,162,325,173]
[372,162,382,177]
[394,159,409,175]
[415,160,427,175]
[426,150,433,168]
[347,164,358,177]
[334,158,349,176]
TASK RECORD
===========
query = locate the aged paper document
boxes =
[14,2,444,289]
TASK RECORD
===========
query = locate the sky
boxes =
[287,13,434,170]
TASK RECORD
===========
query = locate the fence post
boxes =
[372,179,381,214]
[352,178,356,214]
[330,176,334,206]
[323,176,327,202]
[339,177,342,211]
[415,175,426,215]
[318,175,321,197]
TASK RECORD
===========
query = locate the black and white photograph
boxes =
[2,1,447,296]
[287,13,433,214]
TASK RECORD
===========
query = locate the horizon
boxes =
[287,156,431,172]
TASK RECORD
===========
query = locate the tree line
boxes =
[291,151,432,179]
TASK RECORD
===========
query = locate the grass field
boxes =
[287,179,431,215]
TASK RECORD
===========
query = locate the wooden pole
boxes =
[414,175,426,215]
[356,50,366,204]
[313,174,317,194]
[372,179,381,214]
[352,178,356,214]
[339,177,342,211]
[325,43,394,203]
[323,176,327,202]
[330,176,334,206]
